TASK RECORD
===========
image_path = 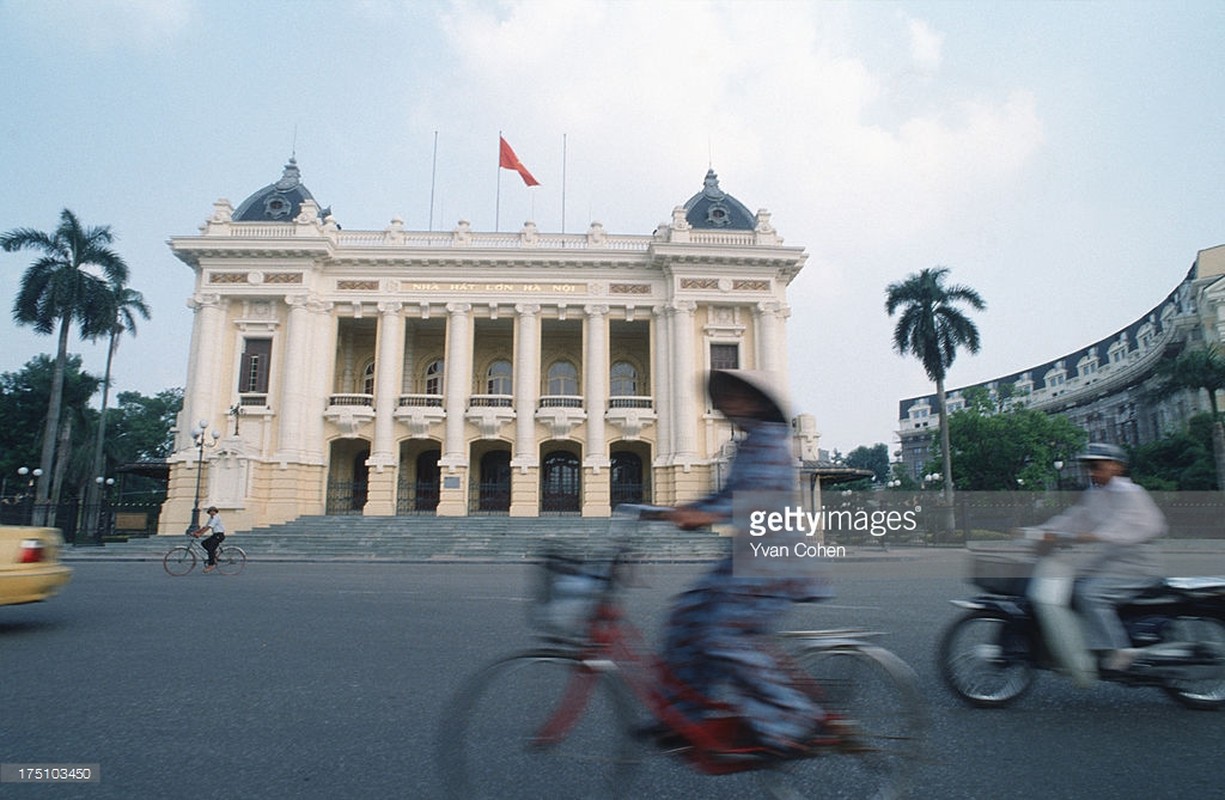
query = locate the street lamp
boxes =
[14,467,42,526]
[17,466,43,490]
[187,420,221,534]
[91,476,116,545]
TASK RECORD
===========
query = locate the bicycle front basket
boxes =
[969,551,1034,596]
[529,552,610,642]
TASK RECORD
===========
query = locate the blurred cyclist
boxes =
[1035,442,1165,673]
[660,369,833,754]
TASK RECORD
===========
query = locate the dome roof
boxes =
[232,158,324,222]
[682,169,755,230]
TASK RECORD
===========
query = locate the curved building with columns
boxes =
[158,160,807,533]
[897,245,1225,480]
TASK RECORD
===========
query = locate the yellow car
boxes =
[0,526,72,606]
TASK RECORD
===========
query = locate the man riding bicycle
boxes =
[191,506,226,574]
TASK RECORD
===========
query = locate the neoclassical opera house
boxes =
[158,161,809,533]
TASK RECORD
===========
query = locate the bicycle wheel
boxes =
[215,545,247,576]
[1160,615,1225,710]
[162,545,196,576]
[437,651,640,800]
[759,644,925,800]
[938,610,1035,707]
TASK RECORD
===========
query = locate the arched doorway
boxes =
[541,450,581,514]
[326,440,370,515]
[476,450,511,514]
[397,443,440,514]
[610,451,645,507]
[415,450,441,511]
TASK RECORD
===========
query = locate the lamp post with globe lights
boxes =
[15,467,43,525]
[89,476,117,545]
[187,420,221,534]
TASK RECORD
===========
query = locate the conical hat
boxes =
[707,369,790,423]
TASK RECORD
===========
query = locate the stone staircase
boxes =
[64,514,732,563]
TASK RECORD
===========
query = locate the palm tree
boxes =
[2,209,129,508]
[85,284,151,520]
[1155,345,1225,489]
[1156,345,1225,418]
[885,267,986,516]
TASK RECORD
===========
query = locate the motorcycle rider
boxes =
[1033,442,1166,673]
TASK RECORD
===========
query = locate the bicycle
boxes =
[436,505,926,799]
[162,533,247,576]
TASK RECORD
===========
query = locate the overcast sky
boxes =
[2,0,1223,456]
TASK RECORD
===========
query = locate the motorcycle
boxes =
[938,538,1225,710]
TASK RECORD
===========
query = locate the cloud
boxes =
[430,2,1041,240]
[908,17,943,74]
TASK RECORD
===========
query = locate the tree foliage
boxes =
[0,357,181,500]
[841,443,891,489]
[938,404,1087,491]
[2,209,130,503]
[1154,345,1225,418]
[885,267,986,385]
[87,283,152,507]
[886,266,986,504]
[1130,413,1219,491]
[0,355,100,496]
[109,388,183,464]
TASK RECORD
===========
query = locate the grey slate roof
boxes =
[683,169,755,230]
[232,158,323,223]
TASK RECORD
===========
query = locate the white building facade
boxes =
[158,161,807,533]
[897,245,1225,480]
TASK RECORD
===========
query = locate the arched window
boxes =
[610,361,638,396]
[547,361,579,396]
[424,358,444,395]
[487,359,513,395]
[362,360,376,395]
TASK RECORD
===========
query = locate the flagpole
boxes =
[495,130,502,232]
[561,133,567,236]
[428,130,438,232]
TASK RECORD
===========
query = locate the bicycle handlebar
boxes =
[611,503,674,521]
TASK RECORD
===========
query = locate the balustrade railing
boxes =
[328,393,375,407]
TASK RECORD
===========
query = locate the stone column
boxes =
[667,300,701,503]
[165,293,225,533]
[670,301,698,461]
[302,299,334,464]
[754,300,788,375]
[437,303,472,515]
[582,305,611,515]
[183,293,226,448]
[510,304,541,516]
[276,294,313,463]
[652,305,672,459]
[365,301,404,515]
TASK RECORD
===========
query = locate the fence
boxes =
[819,490,1225,547]
[0,498,163,545]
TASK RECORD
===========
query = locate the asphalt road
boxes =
[1,552,1223,800]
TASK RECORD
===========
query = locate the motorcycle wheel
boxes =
[1159,615,1225,711]
[938,610,1035,708]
